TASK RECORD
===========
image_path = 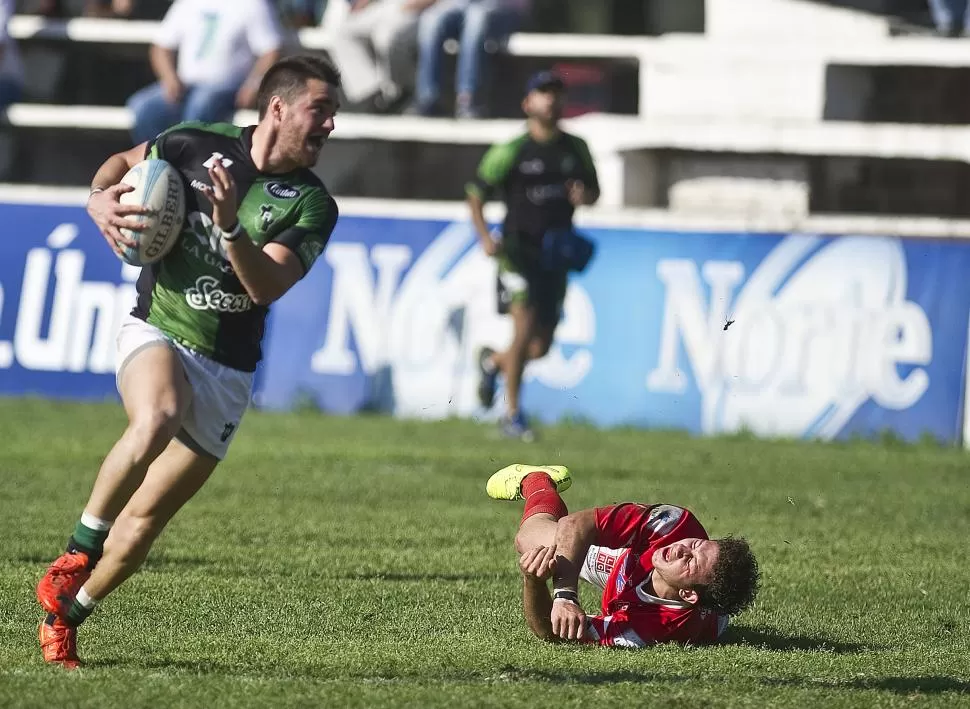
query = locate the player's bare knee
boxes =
[126,410,181,462]
[528,338,551,359]
[509,334,532,358]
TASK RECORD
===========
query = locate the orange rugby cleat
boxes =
[39,617,81,669]
[36,551,91,618]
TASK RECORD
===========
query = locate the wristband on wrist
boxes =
[553,588,579,603]
[220,222,243,242]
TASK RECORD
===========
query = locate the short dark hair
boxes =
[256,54,342,119]
[695,536,760,616]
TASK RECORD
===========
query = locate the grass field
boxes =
[1,398,968,708]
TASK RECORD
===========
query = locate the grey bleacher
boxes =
[6,1,970,221]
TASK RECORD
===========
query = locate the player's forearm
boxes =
[149,45,179,85]
[551,510,597,591]
[467,193,492,244]
[522,577,556,642]
[223,233,293,305]
[90,155,133,191]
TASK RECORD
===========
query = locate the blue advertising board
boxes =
[2,201,969,443]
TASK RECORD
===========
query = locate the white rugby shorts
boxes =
[115,315,253,460]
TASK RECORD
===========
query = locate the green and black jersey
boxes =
[133,121,338,372]
[466,130,598,268]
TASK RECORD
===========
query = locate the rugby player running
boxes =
[467,71,599,441]
[35,55,342,668]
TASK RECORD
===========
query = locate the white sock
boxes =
[80,512,113,531]
[75,586,98,610]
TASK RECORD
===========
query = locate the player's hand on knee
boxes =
[87,183,147,256]
[201,157,239,231]
[519,545,556,580]
[551,596,586,641]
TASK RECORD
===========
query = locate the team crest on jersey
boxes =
[265,181,301,199]
[257,204,276,232]
[562,155,576,172]
[298,239,324,268]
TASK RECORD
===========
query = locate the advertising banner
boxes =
[2,201,968,443]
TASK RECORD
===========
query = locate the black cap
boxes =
[525,70,564,95]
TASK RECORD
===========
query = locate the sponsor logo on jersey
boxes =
[594,549,617,576]
[185,275,252,313]
[203,152,234,169]
[520,158,544,175]
[265,181,301,200]
[526,184,567,205]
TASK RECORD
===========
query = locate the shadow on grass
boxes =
[720,626,880,654]
[86,658,242,674]
[83,658,970,696]
[763,676,970,695]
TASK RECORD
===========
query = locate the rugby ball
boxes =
[117,159,186,266]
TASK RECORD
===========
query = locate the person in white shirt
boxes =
[323,0,434,111]
[0,0,24,109]
[408,0,529,118]
[126,0,282,144]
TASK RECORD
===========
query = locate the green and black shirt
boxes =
[134,121,338,372]
[466,130,598,268]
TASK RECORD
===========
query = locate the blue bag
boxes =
[540,228,596,273]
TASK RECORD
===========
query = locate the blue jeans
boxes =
[927,0,970,32]
[127,81,238,145]
[0,77,23,110]
[415,0,522,110]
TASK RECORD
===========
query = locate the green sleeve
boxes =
[568,135,600,193]
[465,136,524,201]
[271,190,339,274]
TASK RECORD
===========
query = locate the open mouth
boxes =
[307,134,327,150]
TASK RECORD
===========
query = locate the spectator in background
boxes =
[324,0,430,112]
[0,0,24,110]
[84,0,134,17]
[408,0,529,118]
[927,0,970,36]
[278,0,328,28]
[125,0,282,144]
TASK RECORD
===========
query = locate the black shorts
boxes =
[496,256,568,327]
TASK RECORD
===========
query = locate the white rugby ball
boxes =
[117,159,186,266]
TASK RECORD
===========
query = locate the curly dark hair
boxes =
[694,536,760,616]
